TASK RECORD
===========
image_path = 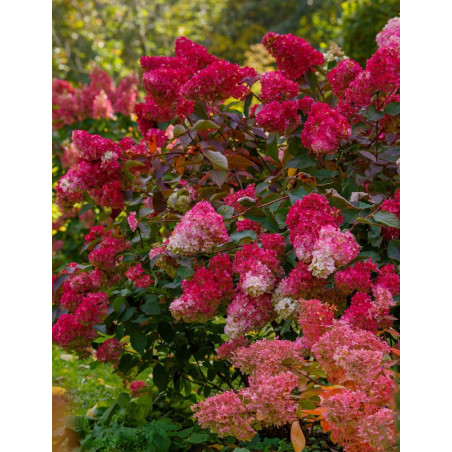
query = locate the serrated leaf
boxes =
[243,207,279,232]
[193,119,220,130]
[372,211,400,228]
[244,93,253,118]
[204,150,228,170]
[367,104,385,121]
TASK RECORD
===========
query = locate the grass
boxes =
[52,345,124,416]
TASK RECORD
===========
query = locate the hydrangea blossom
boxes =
[231,338,305,377]
[301,103,351,156]
[308,225,360,278]
[192,391,256,441]
[286,193,343,262]
[334,260,377,294]
[262,32,324,81]
[327,59,363,98]
[125,263,153,288]
[167,201,229,256]
[127,212,138,232]
[312,321,390,385]
[181,60,257,103]
[233,243,281,296]
[255,100,301,134]
[74,292,109,326]
[225,291,273,338]
[376,17,400,49]
[259,71,299,102]
[224,184,256,213]
[96,338,124,363]
[297,299,335,349]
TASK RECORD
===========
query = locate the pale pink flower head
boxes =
[376,17,400,49]
[127,212,138,232]
[167,201,229,256]
[308,225,360,279]
[92,89,114,119]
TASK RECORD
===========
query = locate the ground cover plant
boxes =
[52,17,400,451]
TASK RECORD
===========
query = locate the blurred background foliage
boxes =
[53,0,399,81]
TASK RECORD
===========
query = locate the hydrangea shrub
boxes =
[53,17,400,451]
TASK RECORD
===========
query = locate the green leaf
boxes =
[304,71,317,99]
[243,207,279,232]
[367,104,384,121]
[153,363,168,390]
[388,239,400,261]
[244,93,253,118]
[285,155,316,169]
[130,330,147,354]
[384,102,400,116]
[372,211,400,228]
[172,124,186,138]
[194,103,208,120]
[204,150,228,170]
[209,169,227,187]
[217,204,234,219]
[79,203,94,216]
[188,432,209,444]
[289,187,308,204]
[266,133,279,162]
[142,297,161,315]
[230,230,257,243]
[193,119,220,130]
[124,160,146,169]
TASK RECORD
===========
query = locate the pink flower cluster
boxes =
[380,189,400,240]
[130,380,147,397]
[136,37,256,134]
[233,243,281,297]
[224,291,273,338]
[170,254,234,322]
[56,130,125,210]
[255,100,301,134]
[88,233,130,272]
[224,184,256,213]
[259,71,299,103]
[301,102,351,156]
[193,338,301,441]
[96,338,124,363]
[312,321,390,387]
[52,68,138,129]
[230,338,305,377]
[286,193,343,262]
[262,32,324,81]
[297,298,335,349]
[331,21,400,124]
[376,17,400,49]
[334,260,378,294]
[323,390,397,451]
[308,225,360,278]
[125,263,153,289]
[327,59,363,98]
[167,201,229,256]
